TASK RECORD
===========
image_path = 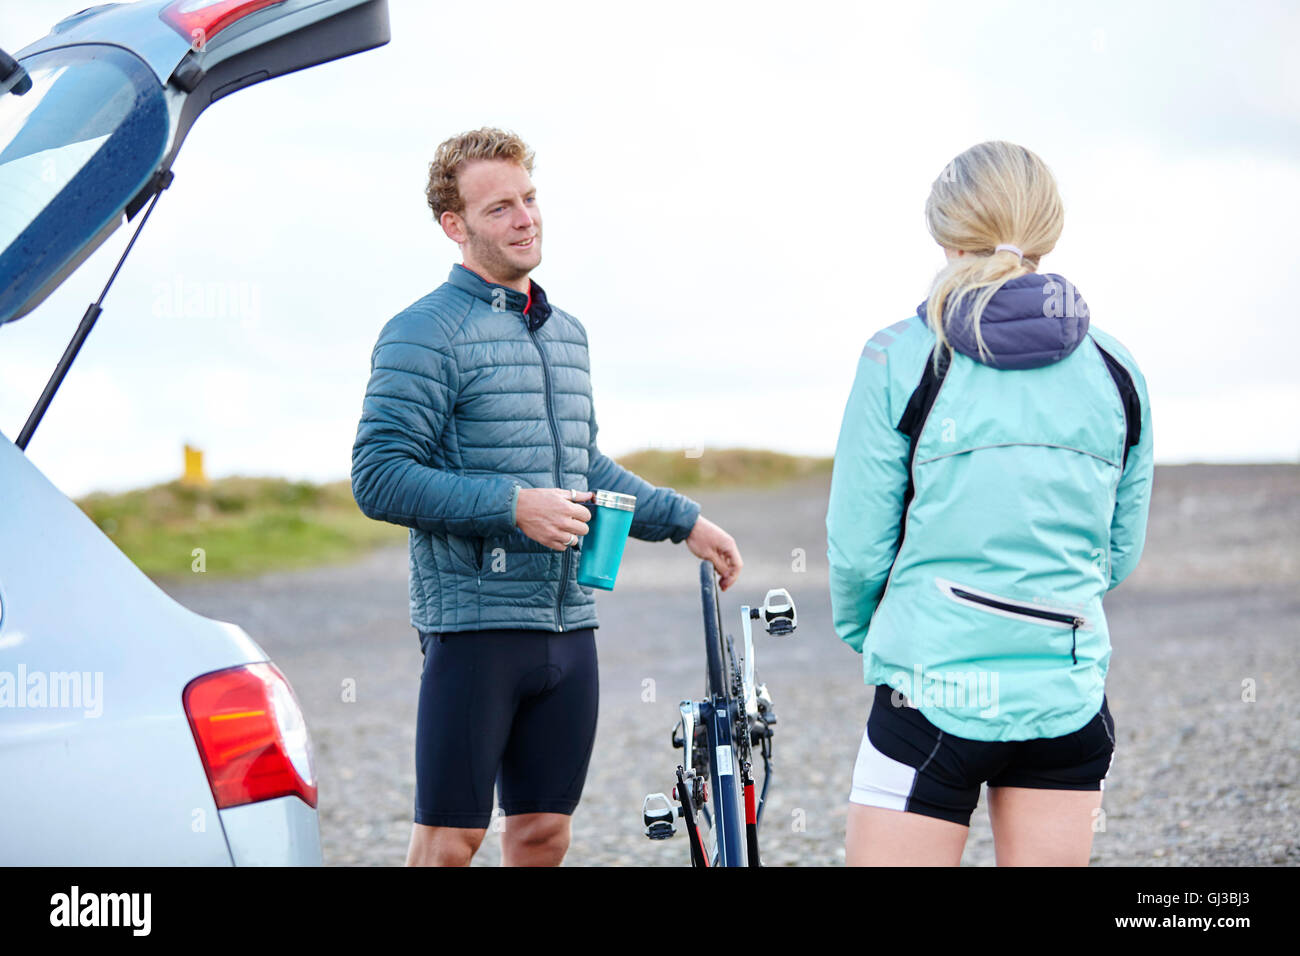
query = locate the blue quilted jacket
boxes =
[351,265,702,633]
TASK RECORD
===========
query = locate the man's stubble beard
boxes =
[465,224,541,284]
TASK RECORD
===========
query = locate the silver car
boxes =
[0,0,390,864]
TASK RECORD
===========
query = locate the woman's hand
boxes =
[515,488,595,551]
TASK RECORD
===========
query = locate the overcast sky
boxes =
[2,0,1297,499]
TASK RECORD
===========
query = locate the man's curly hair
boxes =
[425,127,535,220]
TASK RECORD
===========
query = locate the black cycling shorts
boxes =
[849,683,1115,826]
[413,627,599,829]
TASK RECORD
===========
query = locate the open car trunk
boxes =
[0,0,390,328]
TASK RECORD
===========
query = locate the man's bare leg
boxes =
[501,812,571,867]
[405,822,486,866]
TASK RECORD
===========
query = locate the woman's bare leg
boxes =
[845,803,969,866]
[987,786,1102,866]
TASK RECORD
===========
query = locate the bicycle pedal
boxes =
[645,821,676,840]
[643,792,677,839]
[761,588,797,635]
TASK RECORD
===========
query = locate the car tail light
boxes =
[184,662,318,809]
[160,0,285,47]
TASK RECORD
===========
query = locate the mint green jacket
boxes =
[826,279,1153,741]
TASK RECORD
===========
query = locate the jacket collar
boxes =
[917,272,1090,370]
[448,263,552,331]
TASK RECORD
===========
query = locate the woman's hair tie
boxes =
[994,243,1024,259]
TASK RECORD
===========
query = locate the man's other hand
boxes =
[685,515,742,591]
[516,488,595,551]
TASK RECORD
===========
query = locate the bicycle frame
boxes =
[680,696,747,866]
[642,562,795,867]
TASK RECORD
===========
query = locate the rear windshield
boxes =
[0,44,169,325]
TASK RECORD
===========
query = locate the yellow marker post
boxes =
[182,443,209,487]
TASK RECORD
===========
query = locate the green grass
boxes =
[613,447,833,489]
[73,449,831,580]
[74,476,405,582]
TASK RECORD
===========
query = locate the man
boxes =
[351,127,743,866]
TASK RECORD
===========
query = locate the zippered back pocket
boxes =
[935,576,1088,663]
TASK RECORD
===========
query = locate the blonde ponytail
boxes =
[922,141,1065,373]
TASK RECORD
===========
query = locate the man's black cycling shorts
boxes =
[413,627,599,829]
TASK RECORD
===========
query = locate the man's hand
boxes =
[516,488,595,551]
[685,515,742,591]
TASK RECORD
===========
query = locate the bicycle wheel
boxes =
[697,560,746,865]
[700,560,729,700]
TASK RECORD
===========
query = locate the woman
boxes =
[826,141,1154,866]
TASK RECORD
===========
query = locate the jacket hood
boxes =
[916,272,1090,370]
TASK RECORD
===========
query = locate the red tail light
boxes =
[184,662,318,809]
[160,0,285,47]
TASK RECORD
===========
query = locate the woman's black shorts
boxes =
[413,627,599,829]
[849,683,1115,826]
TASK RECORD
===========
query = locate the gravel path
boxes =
[162,464,1300,866]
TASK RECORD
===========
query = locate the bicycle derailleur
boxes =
[643,701,710,840]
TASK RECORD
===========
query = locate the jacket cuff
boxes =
[668,495,703,544]
[509,482,521,528]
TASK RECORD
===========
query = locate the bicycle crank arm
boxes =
[675,766,709,867]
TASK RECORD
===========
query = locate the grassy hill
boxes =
[74,448,831,580]
[75,476,405,581]
[615,447,832,489]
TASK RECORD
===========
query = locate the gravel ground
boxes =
[162,464,1300,866]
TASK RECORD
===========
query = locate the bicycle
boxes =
[641,559,797,866]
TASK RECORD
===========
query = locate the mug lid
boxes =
[594,489,637,511]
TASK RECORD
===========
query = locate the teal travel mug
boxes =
[576,490,636,591]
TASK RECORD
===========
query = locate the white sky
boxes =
[1,0,1297,499]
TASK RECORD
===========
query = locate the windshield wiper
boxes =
[1,48,31,96]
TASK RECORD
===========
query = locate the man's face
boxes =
[442,159,542,285]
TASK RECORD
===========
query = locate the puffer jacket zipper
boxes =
[527,324,567,631]
[939,579,1086,664]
